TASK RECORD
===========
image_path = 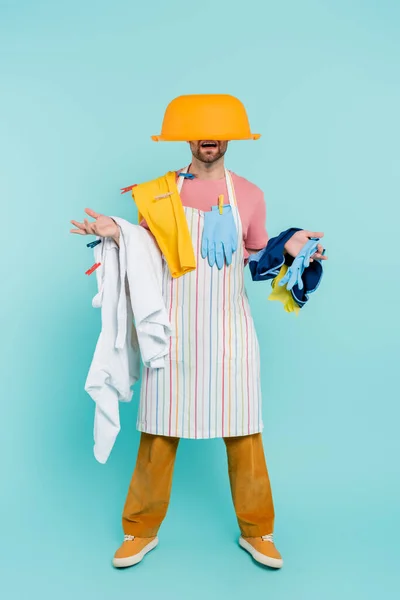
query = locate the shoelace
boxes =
[124,535,135,542]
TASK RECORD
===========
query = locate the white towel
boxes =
[85,219,171,463]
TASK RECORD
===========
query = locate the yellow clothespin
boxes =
[218,194,224,215]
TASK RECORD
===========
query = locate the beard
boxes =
[189,140,228,164]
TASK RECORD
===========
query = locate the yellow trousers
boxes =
[122,432,275,538]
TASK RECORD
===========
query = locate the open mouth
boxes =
[200,141,218,148]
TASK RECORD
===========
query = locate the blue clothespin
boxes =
[87,239,102,249]
[178,172,196,179]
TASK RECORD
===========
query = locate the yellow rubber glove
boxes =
[268,264,301,315]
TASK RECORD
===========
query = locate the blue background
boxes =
[1,1,399,598]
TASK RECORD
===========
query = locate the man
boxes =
[71,94,327,569]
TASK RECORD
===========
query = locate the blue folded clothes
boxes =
[248,228,323,308]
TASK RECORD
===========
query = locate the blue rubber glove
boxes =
[279,238,320,291]
[201,205,238,269]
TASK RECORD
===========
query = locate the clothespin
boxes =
[86,239,101,249]
[178,172,196,179]
[120,184,138,194]
[154,192,173,200]
[218,194,224,215]
[85,262,101,276]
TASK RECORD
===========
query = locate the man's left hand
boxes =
[284,230,328,262]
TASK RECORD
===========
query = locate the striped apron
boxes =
[137,168,263,439]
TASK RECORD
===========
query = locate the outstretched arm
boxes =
[245,188,328,262]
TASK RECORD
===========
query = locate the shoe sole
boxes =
[239,537,283,569]
[112,537,159,568]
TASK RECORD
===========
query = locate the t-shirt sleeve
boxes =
[139,217,150,230]
[245,190,269,250]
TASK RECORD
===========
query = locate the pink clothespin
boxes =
[85,262,101,276]
[120,184,138,194]
[154,192,173,201]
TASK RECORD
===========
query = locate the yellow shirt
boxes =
[132,171,196,278]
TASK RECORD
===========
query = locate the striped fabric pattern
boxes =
[137,172,263,439]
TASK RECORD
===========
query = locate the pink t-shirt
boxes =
[141,170,268,259]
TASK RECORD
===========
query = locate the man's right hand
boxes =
[70,208,120,244]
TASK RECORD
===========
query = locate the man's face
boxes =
[189,140,228,163]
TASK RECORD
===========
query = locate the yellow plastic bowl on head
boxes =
[151,94,261,142]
